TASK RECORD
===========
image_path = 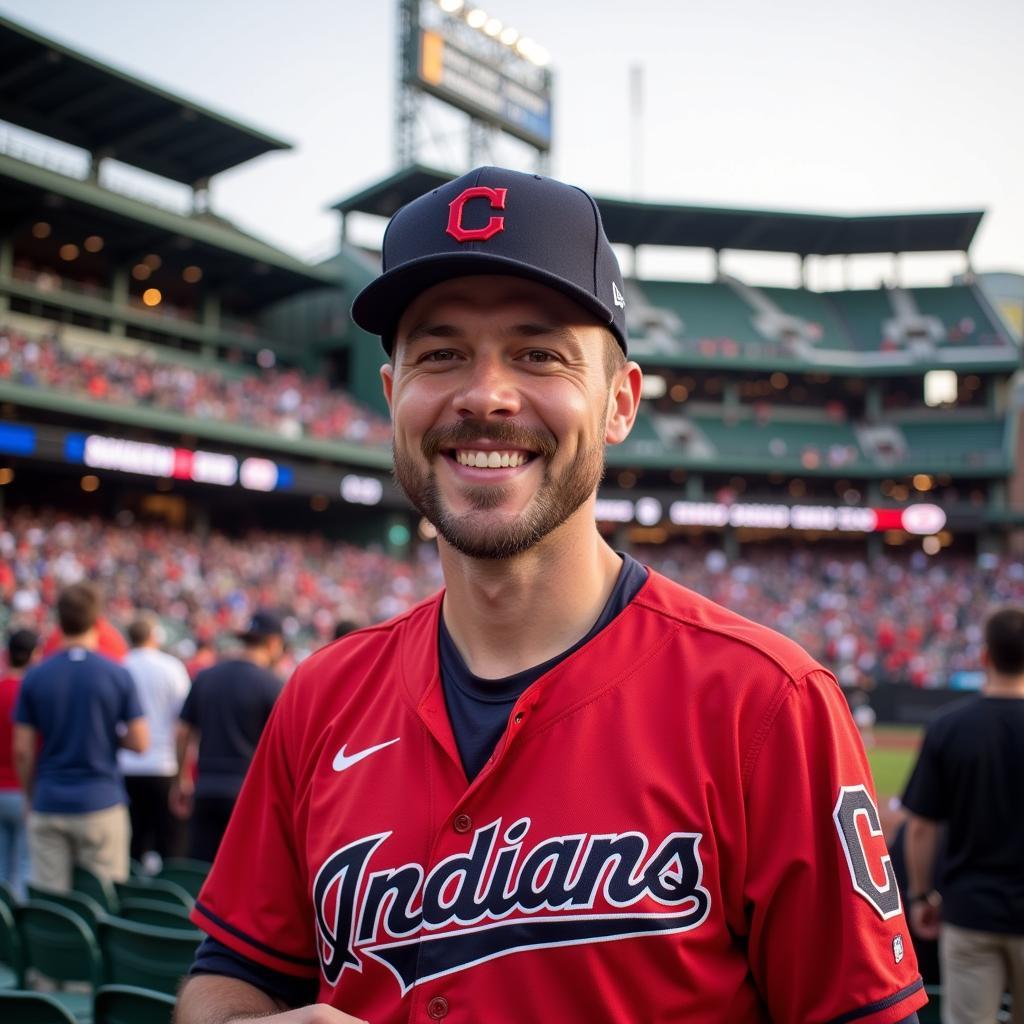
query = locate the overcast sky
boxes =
[1,0,1020,288]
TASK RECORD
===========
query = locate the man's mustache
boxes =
[421,421,558,460]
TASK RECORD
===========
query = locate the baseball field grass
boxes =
[866,724,923,808]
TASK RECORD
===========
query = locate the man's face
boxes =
[382,275,635,560]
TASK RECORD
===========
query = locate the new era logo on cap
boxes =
[351,166,628,355]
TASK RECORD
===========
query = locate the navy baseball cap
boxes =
[235,610,284,641]
[351,166,628,354]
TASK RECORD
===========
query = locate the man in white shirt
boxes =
[119,614,191,868]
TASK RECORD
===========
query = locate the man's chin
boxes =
[434,509,546,560]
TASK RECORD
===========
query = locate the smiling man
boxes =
[175,168,927,1024]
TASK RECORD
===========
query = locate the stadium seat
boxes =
[0,899,25,989]
[16,901,104,1021]
[113,878,193,910]
[0,990,79,1023]
[155,858,211,900]
[919,984,942,1022]
[71,866,119,916]
[0,880,18,911]
[115,899,194,931]
[127,860,146,880]
[97,918,202,996]
[26,886,107,935]
[93,984,176,1024]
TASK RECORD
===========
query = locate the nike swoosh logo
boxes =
[332,737,401,772]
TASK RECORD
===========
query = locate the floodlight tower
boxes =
[394,0,554,172]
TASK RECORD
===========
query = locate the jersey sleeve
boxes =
[743,669,927,1024]
[190,681,319,980]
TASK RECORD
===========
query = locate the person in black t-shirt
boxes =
[173,611,285,862]
[902,606,1024,1021]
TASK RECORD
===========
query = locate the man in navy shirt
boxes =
[173,610,285,862]
[13,582,148,889]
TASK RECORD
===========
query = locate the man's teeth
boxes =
[455,450,529,469]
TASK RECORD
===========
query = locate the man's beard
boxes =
[393,420,605,560]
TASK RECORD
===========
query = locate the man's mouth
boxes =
[451,449,533,469]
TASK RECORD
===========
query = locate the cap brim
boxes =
[351,252,620,351]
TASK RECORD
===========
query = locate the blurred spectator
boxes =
[902,606,1024,1019]
[42,616,129,663]
[173,610,286,862]
[0,323,392,446]
[333,619,361,641]
[12,583,148,889]
[119,614,191,869]
[186,634,218,680]
[0,628,39,897]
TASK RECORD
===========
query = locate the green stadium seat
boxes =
[692,416,862,468]
[113,878,192,910]
[918,984,941,1023]
[910,286,1005,346]
[759,287,852,349]
[26,886,107,935]
[0,900,24,989]
[115,899,194,931]
[97,918,202,996]
[0,880,18,911]
[637,280,766,348]
[71,866,119,916]
[898,419,1006,470]
[93,984,176,1024]
[155,858,211,900]
[0,990,79,1023]
[824,289,894,350]
[16,902,104,1022]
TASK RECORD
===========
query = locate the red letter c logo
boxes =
[446,186,508,243]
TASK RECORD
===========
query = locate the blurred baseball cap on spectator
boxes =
[8,628,39,663]
[236,610,285,641]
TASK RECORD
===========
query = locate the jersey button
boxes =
[427,995,449,1019]
[453,813,472,834]
[513,711,525,724]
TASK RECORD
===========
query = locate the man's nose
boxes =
[452,354,522,420]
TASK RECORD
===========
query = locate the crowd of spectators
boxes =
[3,506,1023,688]
[640,543,1024,689]
[0,508,443,668]
[0,323,392,446]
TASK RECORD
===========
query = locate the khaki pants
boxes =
[940,922,1024,1024]
[28,804,131,891]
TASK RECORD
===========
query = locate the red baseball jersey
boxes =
[193,569,926,1023]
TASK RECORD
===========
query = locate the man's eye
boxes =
[420,349,457,362]
[524,350,557,363]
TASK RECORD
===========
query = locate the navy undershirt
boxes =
[440,552,649,780]
[189,554,918,1023]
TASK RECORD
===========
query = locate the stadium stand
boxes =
[3,506,1024,690]
[635,280,765,348]
[910,285,1010,347]
[759,287,852,350]
[0,321,391,446]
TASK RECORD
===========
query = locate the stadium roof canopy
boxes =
[0,16,291,185]
[1,155,334,309]
[332,164,983,256]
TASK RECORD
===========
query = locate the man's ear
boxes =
[380,361,395,415]
[605,362,643,446]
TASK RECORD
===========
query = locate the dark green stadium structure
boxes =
[0,15,1020,562]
